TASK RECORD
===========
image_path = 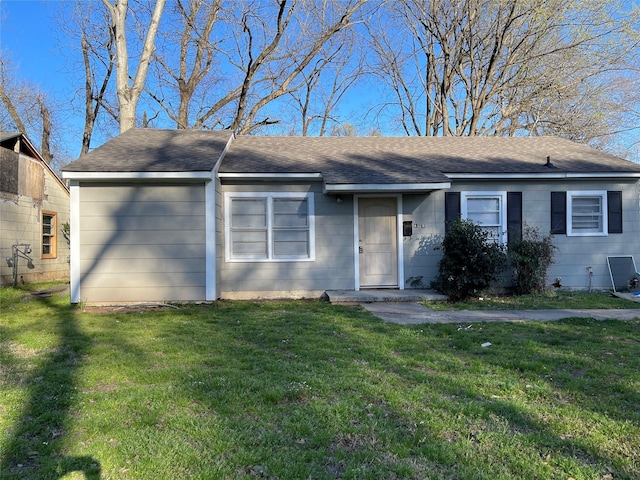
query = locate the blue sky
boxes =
[1,1,68,95]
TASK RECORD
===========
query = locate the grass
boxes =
[1,284,639,479]
[425,289,640,311]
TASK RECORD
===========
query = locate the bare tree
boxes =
[0,58,54,163]
[367,0,640,144]
[36,94,53,162]
[145,0,366,133]
[288,26,366,136]
[329,121,356,136]
[80,5,117,154]
[149,0,221,129]
[0,60,28,135]
[233,0,367,134]
[102,0,166,133]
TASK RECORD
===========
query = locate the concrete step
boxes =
[325,289,447,303]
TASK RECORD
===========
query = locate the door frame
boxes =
[353,194,404,291]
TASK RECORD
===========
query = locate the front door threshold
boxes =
[359,286,399,290]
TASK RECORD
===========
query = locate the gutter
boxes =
[444,172,640,179]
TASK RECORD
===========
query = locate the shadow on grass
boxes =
[0,294,101,479]
[341,317,640,478]
[178,305,639,478]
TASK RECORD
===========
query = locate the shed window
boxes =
[461,191,507,243]
[225,192,315,261]
[567,191,607,236]
[42,211,57,259]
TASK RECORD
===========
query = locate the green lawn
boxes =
[1,286,639,479]
[425,289,640,310]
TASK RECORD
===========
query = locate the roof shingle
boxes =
[62,129,233,172]
[62,129,640,185]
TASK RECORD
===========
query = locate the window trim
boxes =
[567,190,608,237]
[224,192,315,262]
[461,191,508,244]
[42,211,57,259]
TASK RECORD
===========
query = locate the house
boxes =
[1,132,70,286]
[61,129,640,304]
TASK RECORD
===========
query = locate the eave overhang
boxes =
[61,171,214,181]
[323,182,452,194]
[445,172,640,179]
[218,172,323,181]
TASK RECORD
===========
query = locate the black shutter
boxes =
[507,192,522,245]
[607,191,623,234]
[445,192,461,233]
[550,192,566,234]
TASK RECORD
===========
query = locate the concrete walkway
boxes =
[324,289,640,324]
[361,302,640,325]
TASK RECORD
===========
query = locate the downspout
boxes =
[205,133,235,301]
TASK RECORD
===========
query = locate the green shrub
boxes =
[432,219,508,301]
[508,225,555,295]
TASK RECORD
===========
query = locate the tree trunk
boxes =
[103,0,166,133]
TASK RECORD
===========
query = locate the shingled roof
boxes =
[221,136,640,181]
[62,129,640,186]
[62,129,233,172]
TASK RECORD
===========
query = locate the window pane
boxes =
[571,196,602,232]
[227,194,313,261]
[231,230,267,257]
[572,217,601,230]
[467,198,500,226]
[468,211,500,225]
[42,213,56,257]
[468,198,499,213]
[273,230,309,257]
[573,197,601,213]
[231,199,267,228]
[43,214,54,235]
[273,199,308,227]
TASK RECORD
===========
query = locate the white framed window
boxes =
[567,190,607,236]
[461,191,507,243]
[225,192,315,262]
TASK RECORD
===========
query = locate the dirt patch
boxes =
[79,303,183,315]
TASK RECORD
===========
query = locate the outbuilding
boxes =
[1,132,70,286]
